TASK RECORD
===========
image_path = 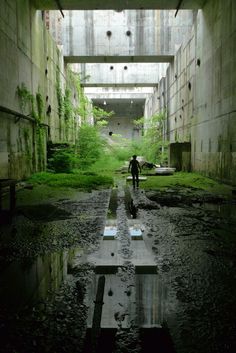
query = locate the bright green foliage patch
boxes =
[141,172,232,195]
[28,172,113,190]
[84,154,124,176]
[133,112,168,164]
[48,148,78,173]
[77,124,105,168]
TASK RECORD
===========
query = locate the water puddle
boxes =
[80,183,175,352]
[0,183,176,352]
[82,264,174,353]
[200,202,236,221]
[103,186,143,241]
[102,221,143,240]
[17,203,73,221]
[83,327,175,353]
[0,248,76,312]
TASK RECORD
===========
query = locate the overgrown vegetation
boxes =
[76,124,104,168]
[17,83,46,171]
[16,73,169,190]
[28,171,112,191]
[56,67,64,122]
[49,68,115,175]
[48,147,78,173]
[141,172,232,196]
[133,112,168,164]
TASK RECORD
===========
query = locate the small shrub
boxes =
[48,149,78,173]
[76,124,104,168]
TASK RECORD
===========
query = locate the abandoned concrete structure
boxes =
[0,2,236,353]
[0,0,235,182]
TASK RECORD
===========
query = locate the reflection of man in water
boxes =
[128,155,141,189]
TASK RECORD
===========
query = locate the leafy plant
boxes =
[133,116,144,132]
[76,124,105,168]
[48,148,78,173]
[64,88,74,121]
[92,105,114,127]
[133,112,168,164]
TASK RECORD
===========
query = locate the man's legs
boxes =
[131,172,136,188]
[135,172,139,188]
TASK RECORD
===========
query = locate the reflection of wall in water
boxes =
[86,272,163,328]
[0,250,71,312]
[136,274,163,327]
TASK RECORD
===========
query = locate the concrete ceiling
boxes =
[33,0,207,10]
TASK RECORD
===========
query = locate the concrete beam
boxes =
[65,56,174,64]
[71,63,168,87]
[33,0,206,10]
[62,10,194,61]
[85,87,154,100]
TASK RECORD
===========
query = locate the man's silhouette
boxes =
[128,155,141,189]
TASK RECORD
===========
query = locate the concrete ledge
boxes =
[126,176,147,181]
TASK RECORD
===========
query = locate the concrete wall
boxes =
[102,116,139,140]
[0,1,82,179]
[62,10,193,62]
[94,98,144,139]
[145,0,236,185]
[72,63,168,86]
[192,0,236,184]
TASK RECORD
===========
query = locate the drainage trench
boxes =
[80,183,175,353]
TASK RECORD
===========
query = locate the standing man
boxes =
[128,155,141,189]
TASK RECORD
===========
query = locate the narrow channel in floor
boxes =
[71,181,176,352]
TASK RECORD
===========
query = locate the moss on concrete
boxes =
[141,172,232,197]
[17,184,78,206]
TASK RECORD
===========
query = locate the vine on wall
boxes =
[16,83,46,171]
[16,68,114,173]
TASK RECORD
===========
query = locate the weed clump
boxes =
[28,172,113,191]
[48,148,78,173]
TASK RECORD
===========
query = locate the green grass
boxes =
[28,171,113,190]
[17,171,113,206]
[79,154,124,176]
[17,184,78,206]
[141,172,232,196]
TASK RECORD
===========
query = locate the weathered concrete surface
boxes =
[0,1,88,180]
[85,87,154,99]
[62,10,193,63]
[169,142,191,171]
[86,87,151,139]
[92,98,144,139]
[71,63,168,86]
[145,0,236,185]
